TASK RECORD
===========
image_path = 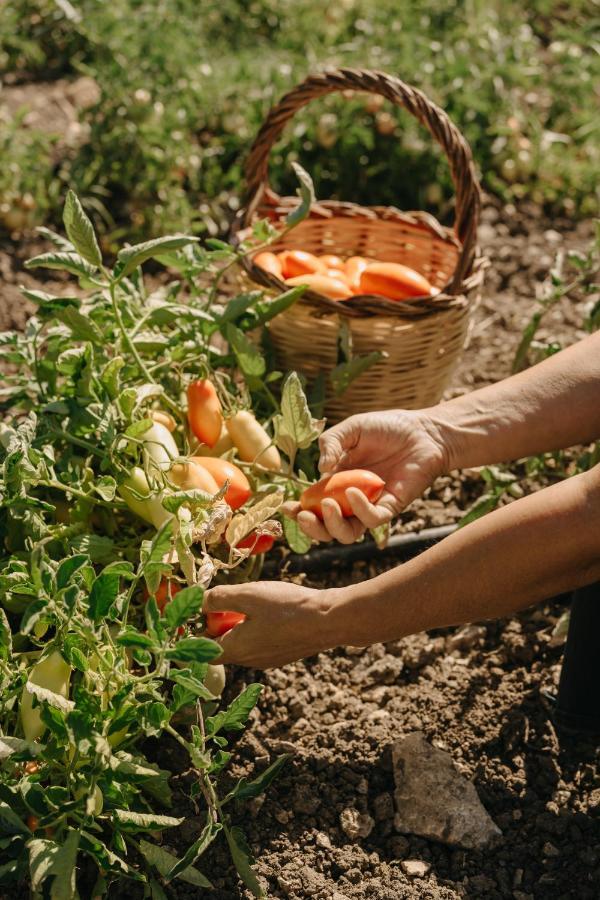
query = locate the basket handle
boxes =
[243,67,481,290]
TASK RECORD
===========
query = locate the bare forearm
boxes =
[428,331,600,470]
[326,466,600,647]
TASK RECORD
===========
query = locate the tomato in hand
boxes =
[190,456,251,510]
[359,262,433,300]
[205,610,246,637]
[300,469,385,519]
[187,379,223,447]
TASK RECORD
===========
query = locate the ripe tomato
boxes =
[324,267,350,283]
[300,469,385,519]
[26,815,40,832]
[253,251,283,278]
[345,256,370,290]
[190,456,251,510]
[320,254,344,269]
[205,611,246,637]
[225,411,281,472]
[235,532,275,555]
[143,578,181,614]
[169,460,220,494]
[278,250,325,278]
[285,273,352,300]
[359,262,433,300]
[187,379,223,447]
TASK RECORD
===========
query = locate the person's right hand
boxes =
[283,409,449,543]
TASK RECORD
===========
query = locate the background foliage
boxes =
[0,0,598,243]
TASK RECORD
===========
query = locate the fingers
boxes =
[297,510,333,542]
[203,584,253,615]
[318,417,359,474]
[213,624,247,666]
[281,500,301,518]
[345,488,399,528]
[321,498,365,544]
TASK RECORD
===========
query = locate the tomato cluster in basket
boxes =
[254,249,437,302]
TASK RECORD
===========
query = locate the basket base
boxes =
[268,300,472,422]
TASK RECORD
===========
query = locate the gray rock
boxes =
[393,732,501,849]
[339,806,375,840]
[400,859,431,878]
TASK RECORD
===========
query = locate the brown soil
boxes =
[1,201,598,899]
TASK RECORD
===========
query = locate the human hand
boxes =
[284,409,448,543]
[203,581,339,669]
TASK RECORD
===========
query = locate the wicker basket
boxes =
[232,67,486,421]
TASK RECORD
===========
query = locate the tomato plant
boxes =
[0,181,336,897]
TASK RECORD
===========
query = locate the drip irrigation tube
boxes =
[264,523,457,575]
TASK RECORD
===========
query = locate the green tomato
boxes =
[204,664,226,698]
[20,651,71,742]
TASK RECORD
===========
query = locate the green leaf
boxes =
[218,291,262,326]
[115,628,156,650]
[114,811,184,833]
[255,286,303,325]
[24,252,99,282]
[283,515,312,554]
[99,356,124,400]
[224,825,264,898]
[457,492,500,528]
[170,669,214,702]
[29,838,60,892]
[207,684,262,735]
[70,534,115,563]
[165,637,222,664]
[63,191,102,267]
[0,608,12,661]
[164,585,204,631]
[95,476,117,502]
[273,372,325,461]
[512,311,543,373]
[231,754,290,802]
[56,555,88,590]
[0,800,29,833]
[139,839,213,888]
[226,323,266,378]
[165,820,220,883]
[115,235,198,278]
[49,829,79,900]
[53,305,102,343]
[331,352,384,396]
[285,162,316,228]
[88,571,120,622]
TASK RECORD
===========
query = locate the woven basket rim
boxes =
[232,198,487,319]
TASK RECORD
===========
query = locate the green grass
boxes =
[0,0,598,242]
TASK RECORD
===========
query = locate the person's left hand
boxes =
[202,581,338,669]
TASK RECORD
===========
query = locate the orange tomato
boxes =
[187,379,223,448]
[253,251,283,279]
[345,256,370,290]
[26,815,40,832]
[324,267,350,282]
[285,274,352,300]
[169,460,220,494]
[144,578,181,613]
[205,611,246,637]
[190,456,251,510]
[235,532,275,555]
[300,469,385,519]
[359,262,433,300]
[278,250,325,278]
[320,254,344,269]
[23,761,40,775]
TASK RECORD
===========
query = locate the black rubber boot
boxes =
[555,581,600,738]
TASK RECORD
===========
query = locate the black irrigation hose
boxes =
[264,523,457,575]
